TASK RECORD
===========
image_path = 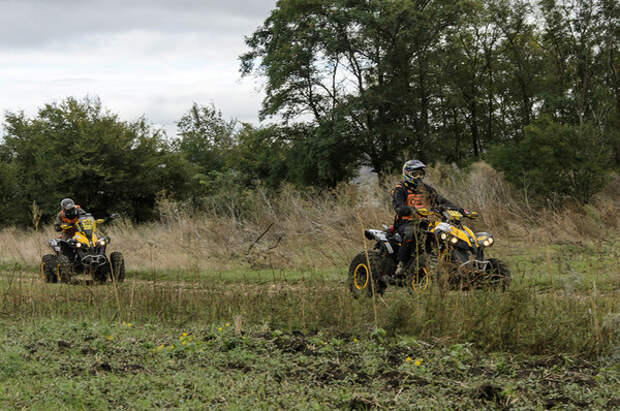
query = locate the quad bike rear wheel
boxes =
[348,251,386,298]
[109,251,125,283]
[41,254,58,283]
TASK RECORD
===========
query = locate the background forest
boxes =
[0,0,617,226]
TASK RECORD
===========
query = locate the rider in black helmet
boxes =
[54,198,87,239]
[392,160,463,276]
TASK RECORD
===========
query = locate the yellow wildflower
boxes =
[225,323,230,327]
[182,332,188,337]
[127,323,132,327]
[157,344,165,350]
[106,335,114,341]
[170,345,175,350]
[415,358,423,367]
[353,338,358,343]
[218,327,223,332]
[406,357,412,362]
[182,340,187,346]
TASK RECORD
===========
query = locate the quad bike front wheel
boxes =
[406,256,430,294]
[483,258,511,291]
[41,254,58,283]
[347,251,385,298]
[109,251,125,283]
[56,254,74,283]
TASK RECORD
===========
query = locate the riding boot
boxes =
[394,260,406,277]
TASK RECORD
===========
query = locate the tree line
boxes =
[241,0,618,195]
[1,0,618,226]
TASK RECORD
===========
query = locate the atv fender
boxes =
[364,229,394,254]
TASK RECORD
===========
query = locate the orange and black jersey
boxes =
[392,182,457,224]
[53,206,87,233]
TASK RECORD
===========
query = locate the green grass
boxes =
[1,318,618,410]
[0,239,618,408]
[127,266,344,284]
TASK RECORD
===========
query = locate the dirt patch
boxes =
[473,382,505,406]
[57,340,72,349]
[92,361,113,373]
[347,394,380,410]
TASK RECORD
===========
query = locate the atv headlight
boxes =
[450,237,458,244]
[75,242,82,248]
[476,232,494,247]
[439,232,448,241]
[99,239,106,246]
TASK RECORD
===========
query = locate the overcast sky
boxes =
[0,0,276,136]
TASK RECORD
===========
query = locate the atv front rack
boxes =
[81,254,108,266]
[458,259,491,275]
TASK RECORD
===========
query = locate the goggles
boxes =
[405,169,425,179]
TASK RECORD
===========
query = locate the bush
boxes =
[488,115,613,204]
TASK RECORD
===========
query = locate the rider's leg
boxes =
[395,223,416,276]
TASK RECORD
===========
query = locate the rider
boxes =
[54,198,87,240]
[392,160,463,276]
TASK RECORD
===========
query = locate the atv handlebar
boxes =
[415,207,479,220]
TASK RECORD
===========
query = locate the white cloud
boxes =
[0,0,275,137]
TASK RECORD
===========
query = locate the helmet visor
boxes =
[64,207,77,219]
[405,169,425,179]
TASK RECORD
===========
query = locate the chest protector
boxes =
[60,205,81,224]
[393,184,430,221]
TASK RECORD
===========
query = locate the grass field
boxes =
[0,238,618,409]
[1,317,618,410]
[1,169,619,408]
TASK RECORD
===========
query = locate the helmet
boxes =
[60,198,77,219]
[403,160,426,185]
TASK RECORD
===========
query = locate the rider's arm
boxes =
[426,184,458,211]
[392,186,412,218]
[53,212,63,232]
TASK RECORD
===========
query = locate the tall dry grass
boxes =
[0,162,618,271]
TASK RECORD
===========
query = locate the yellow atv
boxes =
[416,207,511,291]
[41,213,124,284]
[347,208,510,297]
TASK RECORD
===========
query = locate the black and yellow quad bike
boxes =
[41,214,125,284]
[347,224,430,298]
[415,207,511,291]
[347,208,510,297]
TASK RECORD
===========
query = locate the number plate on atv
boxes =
[80,218,94,230]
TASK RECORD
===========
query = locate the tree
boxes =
[241,0,464,175]
[538,0,620,166]
[488,115,612,204]
[0,96,195,225]
[175,103,236,173]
